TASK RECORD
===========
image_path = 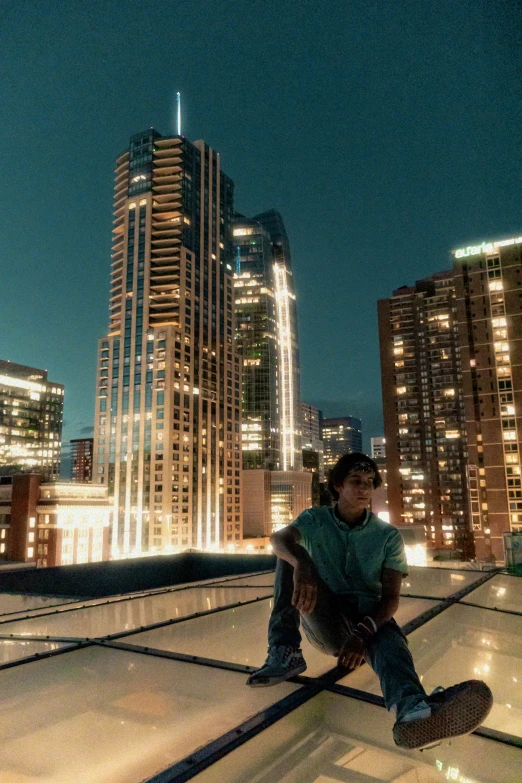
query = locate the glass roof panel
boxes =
[125,598,332,676]
[401,567,484,597]
[0,593,75,616]
[0,638,72,664]
[206,566,484,597]
[0,585,272,640]
[0,645,300,783]
[124,597,439,677]
[462,573,522,613]
[190,690,521,783]
[211,572,275,587]
[340,603,522,738]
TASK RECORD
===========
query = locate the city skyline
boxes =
[2,2,521,460]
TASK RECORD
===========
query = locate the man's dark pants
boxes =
[268,558,427,720]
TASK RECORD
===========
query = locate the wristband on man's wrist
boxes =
[355,616,378,642]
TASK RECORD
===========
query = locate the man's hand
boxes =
[291,561,317,613]
[337,633,366,671]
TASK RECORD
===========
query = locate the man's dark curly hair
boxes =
[327,452,382,501]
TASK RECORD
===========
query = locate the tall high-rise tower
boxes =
[233,210,309,535]
[453,236,522,561]
[233,210,301,473]
[93,129,242,558]
[233,216,280,470]
[378,273,473,559]
[254,210,301,472]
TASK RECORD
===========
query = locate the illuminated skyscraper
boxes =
[0,360,63,480]
[380,235,522,563]
[453,235,522,561]
[378,273,473,559]
[233,216,279,469]
[93,129,242,558]
[234,211,308,533]
[233,210,301,472]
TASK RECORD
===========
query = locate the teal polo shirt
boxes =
[291,506,408,615]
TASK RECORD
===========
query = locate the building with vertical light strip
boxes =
[0,360,63,480]
[453,236,522,561]
[93,129,241,558]
[233,216,279,470]
[254,209,302,472]
[233,210,309,535]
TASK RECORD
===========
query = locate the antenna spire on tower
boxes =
[176,92,181,136]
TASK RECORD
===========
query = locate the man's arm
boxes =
[270,525,317,613]
[337,567,403,670]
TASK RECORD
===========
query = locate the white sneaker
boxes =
[247,646,307,687]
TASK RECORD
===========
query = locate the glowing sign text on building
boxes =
[454,236,522,259]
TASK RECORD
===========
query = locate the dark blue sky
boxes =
[1,0,521,460]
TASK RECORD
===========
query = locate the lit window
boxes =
[489,281,503,291]
[396,386,407,395]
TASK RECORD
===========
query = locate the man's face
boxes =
[335,471,374,512]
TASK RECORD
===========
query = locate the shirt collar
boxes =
[332,506,370,530]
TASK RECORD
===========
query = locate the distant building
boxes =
[378,272,473,560]
[70,438,93,482]
[0,473,110,567]
[241,470,312,539]
[452,236,522,561]
[321,416,362,473]
[379,235,522,564]
[0,360,63,480]
[233,210,301,472]
[233,216,280,470]
[93,128,241,558]
[234,210,305,535]
[371,437,386,459]
[301,402,324,482]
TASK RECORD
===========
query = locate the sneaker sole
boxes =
[393,680,493,750]
[246,662,307,687]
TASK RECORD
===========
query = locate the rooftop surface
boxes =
[0,561,519,782]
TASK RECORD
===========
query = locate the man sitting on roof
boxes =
[247,452,492,750]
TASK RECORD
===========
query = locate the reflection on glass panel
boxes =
[0,586,272,640]
[211,572,275,587]
[191,691,521,783]
[341,603,522,738]
[391,597,440,627]
[126,598,439,678]
[401,567,483,598]
[0,646,300,783]
[0,639,71,664]
[127,598,331,676]
[0,593,75,616]
[463,574,522,614]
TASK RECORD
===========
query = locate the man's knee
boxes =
[302,618,344,657]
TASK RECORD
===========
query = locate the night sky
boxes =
[2,1,521,467]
